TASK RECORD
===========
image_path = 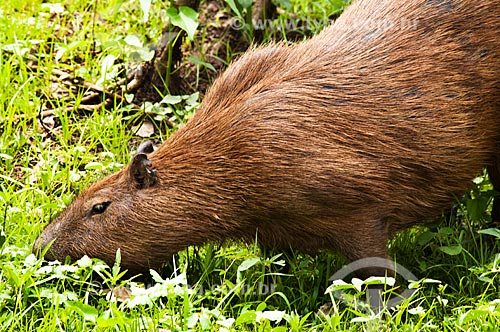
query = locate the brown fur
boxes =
[34,0,500,276]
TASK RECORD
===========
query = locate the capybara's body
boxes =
[35,0,500,275]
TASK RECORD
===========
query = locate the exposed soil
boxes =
[128,0,267,105]
[32,0,322,141]
[176,0,251,95]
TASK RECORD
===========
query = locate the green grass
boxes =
[1,0,500,330]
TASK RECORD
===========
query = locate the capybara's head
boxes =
[33,142,184,274]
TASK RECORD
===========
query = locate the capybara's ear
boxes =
[129,153,157,189]
[136,141,154,155]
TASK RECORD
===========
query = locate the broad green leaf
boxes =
[258,310,285,322]
[150,269,164,283]
[225,0,242,17]
[439,245,462,256]
[124,34,143,48]
[472,176,484,184]
[199,311,212,330]
[235,310,257,325]
[96,317,124,328]
[67,301,98,322]
[99,54,119,84]
[237,0,252,9]
[166,7,199,41]
[478,228,500,239]
[256,302,266,311]
[217,317,235,328]
[161,95,183,105]
[417,231,435,246]
[272,327,289,332]
[459,309,488,325]
[184,92,200,106]
[84,162,105,170]
[101,54,117,75]
[325,280,355,294]
[438,227,454,235]
[77,255,93,268]
[69,171,81,183]
[179,7,199,40]
[125,93,134,103]
[351,277,363,292]
[364,276,395,287]
[186,313,199,328]
[238,257,260,272]
[237,257,260,284]
[408,306,425,315]
[466,196,490,220]
[137,48,155,61]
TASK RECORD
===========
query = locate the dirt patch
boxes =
[129,0,252,104]
[32,0,322,142]
[177,0,251,94]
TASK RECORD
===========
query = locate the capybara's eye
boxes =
[90,202,111,216]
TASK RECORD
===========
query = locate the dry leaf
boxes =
[135,119,155,137]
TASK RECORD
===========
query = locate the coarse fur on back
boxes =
[35,0,500,277]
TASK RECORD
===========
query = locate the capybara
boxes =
[34,0,500,277]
